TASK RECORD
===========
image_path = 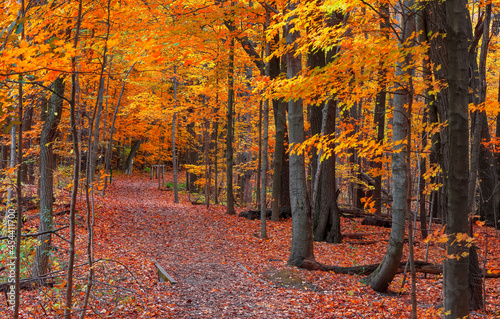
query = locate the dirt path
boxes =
[90,176,500,319]
[97,177,316,318]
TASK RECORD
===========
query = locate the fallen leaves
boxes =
[3,175,499,318]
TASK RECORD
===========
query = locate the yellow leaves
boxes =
[18,40,29,49]
[469,100,500,116]
[423,225,447,245]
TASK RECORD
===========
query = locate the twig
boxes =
[0,226,69,241]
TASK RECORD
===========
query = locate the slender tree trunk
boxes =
[21,105,33,183]
[89,54,107,182]
[103,62,136,195]
[260,97,269,238]
[212,103,219,204]
[32,77,64,283]
[365,2,414,292]
[417,2,431,239]
[173,65,179,203]
[444,0,470,316]
[256,100,262,210]
[204,118,211,207]
[13,57,24,319]
[65,0,83,316]
[226,28,235,215]
[373,3,389,216]
[7,121,16,205]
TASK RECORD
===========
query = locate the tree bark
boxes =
[286,0,315,267]
[124,140,142,175]
[226,18,236,215]
[444,0,470,316]
[65,0,83,316]
[365,2,414,293]
[373,3,389,216]
[261,9,271,238]
[173,65,179,203]
[103,62,136,194]
[32,77,64,283]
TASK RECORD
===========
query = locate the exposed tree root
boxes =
[296,259,500,278]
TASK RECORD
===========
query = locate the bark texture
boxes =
[286,0,314,266]
[444,0,470,316]
[33,77,64,282]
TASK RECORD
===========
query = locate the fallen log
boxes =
[239,207,292,220]
[361,216,392,228]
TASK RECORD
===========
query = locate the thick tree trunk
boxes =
[124,140,142,175]
[444,0,470,317]
[32,77,64,282]
[286,0,314,267]
[271,99,286,221]
[313,100,340,243]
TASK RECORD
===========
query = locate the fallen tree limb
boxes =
[0,225,69,241]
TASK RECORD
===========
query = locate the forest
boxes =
[1,0,500,318]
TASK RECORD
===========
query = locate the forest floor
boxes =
[6,174,500,318]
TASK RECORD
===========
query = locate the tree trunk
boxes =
[173,65,179,203]
[261,9,271,238]
[444,0,470,316]
[270,29,284,221]
[286,0,315,267]
[65,3,83,316]
[89,55,107,183]
[271,99,286,221]
[103,62,135,195]
[313,99,340,243]
[476,5,495,227]
[226,26,235,215]
[125,140,142,175]
[365,2,414,292]
[373,3,389,216]
[21,105,33,183]
[33,77,64,282]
